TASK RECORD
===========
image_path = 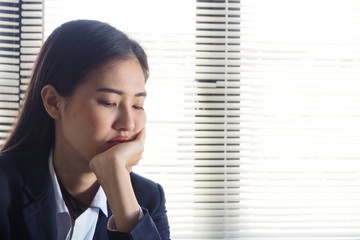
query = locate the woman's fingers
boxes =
[125,128,146,171]
[89,128,146,175]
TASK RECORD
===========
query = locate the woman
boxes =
[0,19,170,239]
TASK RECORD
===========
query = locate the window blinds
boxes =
[193,0,240,239]
[238,0,360,239]
[0,0,42,145]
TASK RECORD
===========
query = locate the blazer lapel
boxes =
[93,209,108,240]
[22,187,57,240]
[20,151,57,240]
[93,203,116,239]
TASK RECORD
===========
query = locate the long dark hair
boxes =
[1,19,149,155]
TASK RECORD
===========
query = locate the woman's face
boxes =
[55,57,147,165]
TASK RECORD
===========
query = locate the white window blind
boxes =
[239,0,360,239]
[194,0,240,239]
[0,0,42,144]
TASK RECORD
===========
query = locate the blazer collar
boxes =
[20,151,57,239]
[22,187,57,240]
[21,150,52,200]
[18,151,112,239]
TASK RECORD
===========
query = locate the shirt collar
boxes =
[48,150,108,217]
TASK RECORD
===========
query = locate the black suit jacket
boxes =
[0,151,170,240]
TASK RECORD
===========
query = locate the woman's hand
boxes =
[89,128,146,232]
[90,128,146,175]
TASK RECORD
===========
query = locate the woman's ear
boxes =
[41,84,63,119]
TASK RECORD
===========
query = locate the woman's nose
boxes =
[113,106,135,131]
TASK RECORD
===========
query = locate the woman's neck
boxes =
[53,146,99,206]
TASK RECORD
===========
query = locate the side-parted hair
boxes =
[1,19,149,155]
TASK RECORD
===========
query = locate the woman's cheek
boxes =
[135,111,147,132]
[90,112,113,137]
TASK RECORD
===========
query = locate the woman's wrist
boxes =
[103,167,140,232]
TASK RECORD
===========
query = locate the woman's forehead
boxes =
[76,58,146,92]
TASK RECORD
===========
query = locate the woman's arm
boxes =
[107,182,170,240]
[89,128,170,239]
[89,129,146,232]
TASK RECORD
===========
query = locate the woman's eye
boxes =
[99,101,116,108]
[133,105,144,111]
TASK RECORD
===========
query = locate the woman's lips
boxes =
[107,137,132,144]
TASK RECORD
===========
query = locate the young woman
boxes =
[0,20,170,239]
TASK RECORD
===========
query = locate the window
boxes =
[0,0,42,142]
[1,0,360,239]
[238,0,360,238]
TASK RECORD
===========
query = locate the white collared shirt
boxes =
[48,151,143,239]
[49,152,108,240]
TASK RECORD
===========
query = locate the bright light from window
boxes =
[239,0,360,237]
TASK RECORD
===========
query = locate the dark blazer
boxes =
[0,151,170,240]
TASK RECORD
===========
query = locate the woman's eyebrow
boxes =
[96,87,146,97]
